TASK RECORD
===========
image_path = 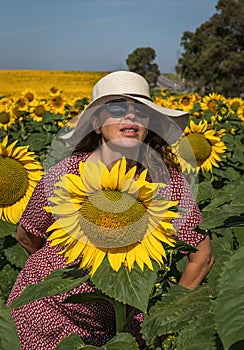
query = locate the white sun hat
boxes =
[62,70,189,146]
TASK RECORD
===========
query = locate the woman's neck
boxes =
[88,142,140,170]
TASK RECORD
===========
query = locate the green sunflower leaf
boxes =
[9,266,88,309]
[207,232,234,293]
[55,334,88,349]
[213,245,244,350]
[26,132,50,152]
[102,332,139,350]
[0,300,21,350]
[233,226,244,247]
[91,258,158,313]
[55,332,139,349]
[0,221,17,238]
[175,304,216,350]
[0,265,19,301]
[4,244,28,268]
[141,284,212,347]
[196,181,214,204]
[64,291,112,305]
[199,206,244,230]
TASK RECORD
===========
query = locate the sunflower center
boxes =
[0,157,29,205]
[181,96,191,106]
[24,92,34,102]
[0,112,10,124]
[178,133,212,166]
[79,189,148,248]
[208,100,217,114]
[51,96,63,108]
[50,86,59,94]
[34,105,45,117]
[231,101,241,111]
[16,98,27,108]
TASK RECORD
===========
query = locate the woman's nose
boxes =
[124,104,136,119]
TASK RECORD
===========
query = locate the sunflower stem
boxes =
[112,300,127,333]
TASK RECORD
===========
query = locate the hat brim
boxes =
[61,94,189,146]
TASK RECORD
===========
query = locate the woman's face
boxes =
[93,98,150,150]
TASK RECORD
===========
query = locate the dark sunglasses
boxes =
[95,99,150,118]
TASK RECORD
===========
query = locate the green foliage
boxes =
[55,332,139,349]
[176,0,244,96]
[126,47,160,87]
[0,221,17,239]
[214,246,244,349]
[141,284,213,347]
[0,221,23,302]
[0,299,21,350]
[91,258,158,313]
[1,112,70,166]
[0,265,19,302]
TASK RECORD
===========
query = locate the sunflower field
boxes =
[0,71,243,350]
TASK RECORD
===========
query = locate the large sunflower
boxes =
[172,120,227,173]
[0,137,44,224]
[46,158,178,276]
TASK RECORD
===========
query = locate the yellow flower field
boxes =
[0,70,243,350]
[0,70,108,100]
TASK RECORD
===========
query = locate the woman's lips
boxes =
[120,125,139,136]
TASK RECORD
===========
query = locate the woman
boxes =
[7,71,214,349]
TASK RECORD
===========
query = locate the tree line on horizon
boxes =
[126,0,243,97]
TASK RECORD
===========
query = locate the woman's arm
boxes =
[179,235,215,290]
[16,224,44,254]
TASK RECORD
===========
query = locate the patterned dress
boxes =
[7,153,205,350]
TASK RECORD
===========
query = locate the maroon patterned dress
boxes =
[7,153,205,350]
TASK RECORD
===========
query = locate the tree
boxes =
[176,0,244,97]
[126,47,160,87]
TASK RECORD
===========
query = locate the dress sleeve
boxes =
[20,155,86,237]
[160,168,205,248]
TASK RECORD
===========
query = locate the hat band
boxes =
[125,93,153,102]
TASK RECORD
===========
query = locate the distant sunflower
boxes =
[15,97,29,112]
[237,105,244,122]
[49,86,63,97]
[179,93,196,112]
[0,137,44,224]
[227,97,243,114]
[29,99,48,122]
[172,120,227,173]
[200,93,226,115]
[0,97,14,107]
[46,158,178,275]
[154,96,167,107]
[0,105,15,130]
[64,113,79,128]
[160,88,171,97]
[21,89,36,102]
[49,95,66,114]
[164,96,179,110]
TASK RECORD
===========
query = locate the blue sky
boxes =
[0,0,218,73]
